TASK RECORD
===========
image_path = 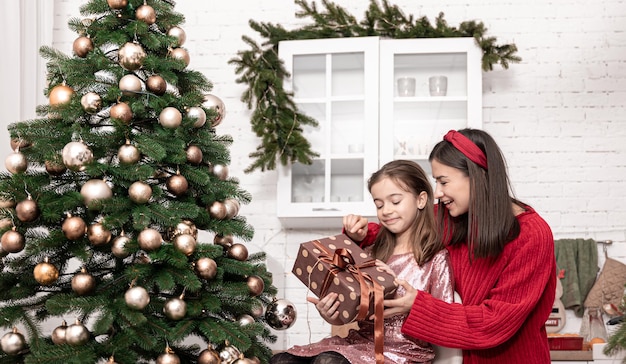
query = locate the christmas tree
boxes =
[0,0,293,363]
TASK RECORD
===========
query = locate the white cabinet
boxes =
[277,37,482,228]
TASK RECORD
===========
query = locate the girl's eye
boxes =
[375,204,383,209]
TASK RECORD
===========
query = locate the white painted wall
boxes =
[1,0,625,353]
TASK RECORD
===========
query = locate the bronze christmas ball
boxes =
[195,257,217,280]
[107,0,127,10]
[146,75,167,95]
[73,36,94,58]
[71,268,96,295]
[173,233,196,256]
[110,102,133,124]
[16,197,39,222]
[49,84,75,107]
[119,74,143,96]
[169,48,190,67]
[138,228,162,251]
[80,92,102,113]
[128,181,152,204]
[51,321,67,345]
[167,220,198,240]
[163,296,187,320]
[1,229,25,253]
[197,348,220,364]
[203,94,226,127]
[118,143,141,164]
[166,174,188,196]
[238,314,255,326]
[246,276,265,297]
[208,201,227,220]
[0,328,26,356]
[62,141,93,171]
[219,344,241,364]
[213,234,233,248]
[10,138,31,151]
[186,145,203,165]
[87,222,112,246]
[224,198,240,219]
[135,4,156,24]
[227,243,248,261]
[34,258,59,285]
[157,352,181,364]
[65,320,90,346]
[111,234,131,258]
[187,106,206,128]
[5,151,28,174]
[167,26,186,47]
[118,42,146,71]
[45,159,67,175]
[250,300,264,318]
[210,163,229,180]
[125,286,150,310]
[62,215,87,240]
[80,179,113,209]
[159,107,182,128]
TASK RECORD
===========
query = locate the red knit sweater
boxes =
[359,206,556,364]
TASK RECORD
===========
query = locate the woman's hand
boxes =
[382,279,418,318]
[307,292,344,325]
[343,214,368,242]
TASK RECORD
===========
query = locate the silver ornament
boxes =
[159,107,182,128]
[62,141,93,171]
[65,320,90,346]
[163,296,187,320]
[203,94,226,126]
[187,106,206,128]
[265,298,297,330]
[80,179,113,209]
[119,74,143,96]
[5,150,28,174]
[118,42,146,71]
[118,143,141,164]
[80,92,102,113]
[125,286,150,310]
[111,234,131,258]
[0,328,26,355]
[167,26,186,47]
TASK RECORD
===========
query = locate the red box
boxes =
[548,336,584,351]
[291,234,397,324]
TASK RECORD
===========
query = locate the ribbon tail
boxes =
[373,282,385,364]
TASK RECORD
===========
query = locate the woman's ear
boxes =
[417,191,428,210]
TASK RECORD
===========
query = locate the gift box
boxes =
[291,234,398,324]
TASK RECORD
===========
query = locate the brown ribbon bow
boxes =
[312,240,386,364]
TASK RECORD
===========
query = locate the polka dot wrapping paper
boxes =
[291,234,398,325]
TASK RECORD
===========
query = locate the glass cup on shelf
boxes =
[428,75,448,96]
[397,77,416,97]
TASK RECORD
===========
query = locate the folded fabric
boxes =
[554,238,599,317]
[584,256,626,309]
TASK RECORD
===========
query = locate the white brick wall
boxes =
[2,0,625,352]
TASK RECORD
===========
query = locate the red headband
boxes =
[443,130,488,169]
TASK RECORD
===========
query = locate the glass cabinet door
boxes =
[378,38,482,176]
[277,37,380,227]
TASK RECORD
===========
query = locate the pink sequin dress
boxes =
[286,249,454,364]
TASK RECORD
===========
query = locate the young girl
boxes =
[344,129,556,364]
[271,160,454,364]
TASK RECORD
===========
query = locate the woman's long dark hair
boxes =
[368,160,441,266]
[429,128,520,258]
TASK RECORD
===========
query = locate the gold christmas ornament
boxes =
[224,198,240,219]
[186,145,203,165]
[203,94,226,127]
[128,181,152,204]
[163,295,187,320]
[81,179,113,209]
[0,327,26,356]
[219,343,241,364]
[34,257,59,285]
[16,196,39,222]
[227,243,248,261]
[135,4,156,24]
[110,102,133,124]
[5,150,28,174]
[238,314,255,326]
[138,228,162,251]
[73,36,94,58]
[125,285,150,310]
[62,214,87,240]
[88,222,112,246]
[197,347,220,364]
[210,163,229,180]
[62,141,93,171]
[173,233,196,256]
[167,26,186,47]
[166,173,188,196]
[195,257,217,280]
[107,0,127,9]
[118,42,146,71]
[1,227,25,254]
[10,138,30,151]
[65,319,90,346]
[119,74,143,96]
[169,47,190,67]
[51,321,67,345]
[168,220,198,240]
[213,234,233,248]
[45,159,67,175]
[118,142,141,164]
[187,106,206,128]
[157,348,181,364]
[250,300,264,318]
[80,92,102,113]
[265,298,297,330]
[71,267,96,295]
[49,84,75,107]
[146,75,167,95]
[159,107,182,128]
[208,201,227,220]
[246,275,265,297]
[111,234,131,258]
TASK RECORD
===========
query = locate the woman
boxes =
[344,129,556,364]
[272,160,454,364]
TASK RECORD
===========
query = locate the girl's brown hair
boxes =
[429,128,521,259]
[367,160,441,266]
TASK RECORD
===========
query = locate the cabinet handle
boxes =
[312,208,340,212]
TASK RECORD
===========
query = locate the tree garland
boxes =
[230,0,521,173]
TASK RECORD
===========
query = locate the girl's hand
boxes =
[343,214,368,242]
[382,279,418,318]
[375,260,396,278]
[307,292,343,325]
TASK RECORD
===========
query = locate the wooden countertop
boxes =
[550,350,593,361]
